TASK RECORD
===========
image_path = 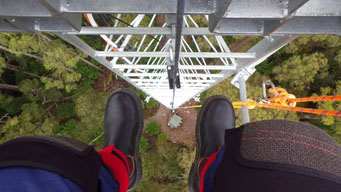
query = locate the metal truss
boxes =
[1,0,340,123]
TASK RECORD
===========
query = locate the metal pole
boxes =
[238,75,250,124]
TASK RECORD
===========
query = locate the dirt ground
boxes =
[146,99,199,147]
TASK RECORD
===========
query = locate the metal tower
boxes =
[1,0,340,123]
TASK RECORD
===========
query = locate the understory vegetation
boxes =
[136,120,195,192]
[0,27,340,192]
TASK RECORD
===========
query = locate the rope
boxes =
[286,95,340,103]
[178,95,341,117]
[238,101,341,117]
[89,132,104,145]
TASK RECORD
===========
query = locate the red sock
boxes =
[98,145,129,192]
[200,147,221,192]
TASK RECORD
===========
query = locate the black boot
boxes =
[104,89,143,191]
[188,95,235,192]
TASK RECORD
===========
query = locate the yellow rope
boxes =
[177,87,341,117]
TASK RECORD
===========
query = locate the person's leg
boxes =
[192,97,341,192]
[0,135,115,192]
[188,95,236,192]
[102,88,143,191]
[0,89,143,192]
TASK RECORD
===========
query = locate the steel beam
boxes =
[96,51,256,59]
[136,83,211,88]
[275,16,341,35]
[210,0,341,35]
[8,20,341,35]
[288,0,310,14]
[68,27,212,35]
[222,0,289,19]
[2,0,339,17]
[0,14,82,32]
[131,79,216,83]
[296,0,341,16]
[215,0,341,19]
[58,0,213,14]
[0,0,54,17]
[112,64,235,70]
[211,16,341,35]
[123,73,224,78]
[0,0,213,15]
[139,84,210,88]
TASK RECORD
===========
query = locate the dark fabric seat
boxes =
[212,120,341,192]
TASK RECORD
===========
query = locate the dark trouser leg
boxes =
[0,135,128,192]
[202,120,341,192]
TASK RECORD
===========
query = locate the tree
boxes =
[0,32,106,146]
[0,103,58,143]
[273,53,328,95]
[40,40,82,92]
[0,33,96,92]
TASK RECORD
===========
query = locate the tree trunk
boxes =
[0,83,19,91]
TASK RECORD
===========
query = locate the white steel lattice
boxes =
[81,14,257,109]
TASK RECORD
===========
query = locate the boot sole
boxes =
[188,95,233,192]
[109,89,143,191]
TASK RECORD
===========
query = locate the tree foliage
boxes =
[64,87,109,142]
[0,33,91,92]
[273,53,328,94]
[0,32,103,144]
[0,102,58,143]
